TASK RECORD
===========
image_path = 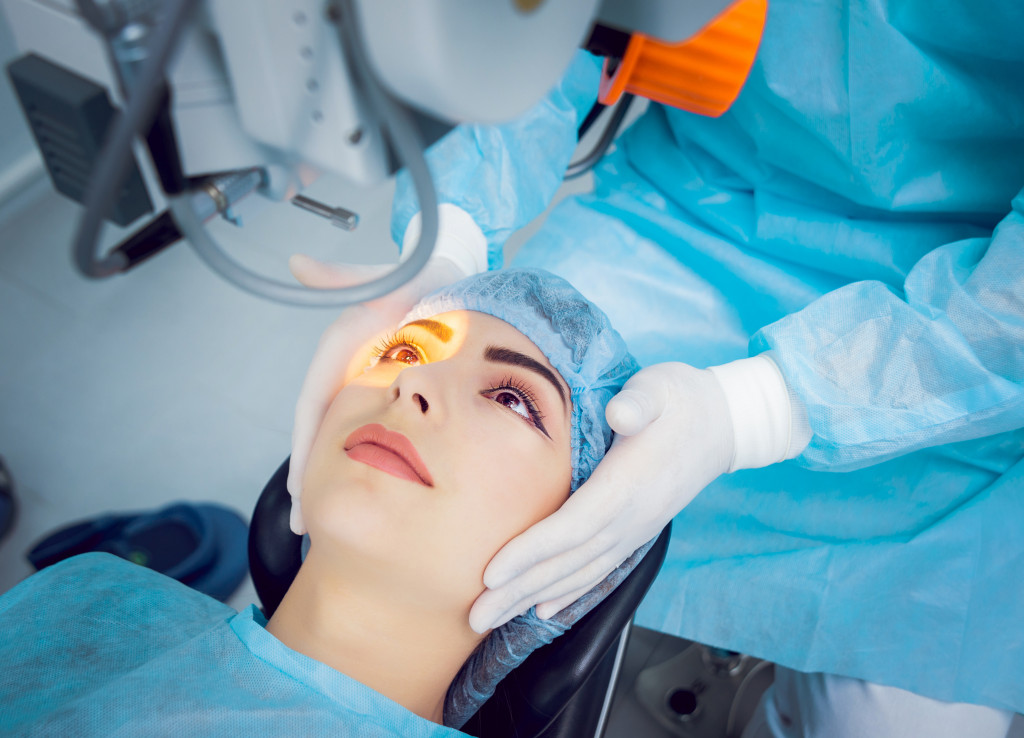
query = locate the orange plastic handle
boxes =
[598,0,768,118]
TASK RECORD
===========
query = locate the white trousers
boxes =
[742,666,1016,738]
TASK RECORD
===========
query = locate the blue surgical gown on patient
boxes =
[0,554,464,737]
[392,0,1024,715]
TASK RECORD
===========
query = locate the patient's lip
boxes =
[343,424,434,487]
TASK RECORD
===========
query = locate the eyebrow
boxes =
[484,345,567,409]
[403,319,453,343]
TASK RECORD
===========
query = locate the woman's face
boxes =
[301,310,572,612]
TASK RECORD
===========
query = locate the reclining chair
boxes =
[249,459,670,738]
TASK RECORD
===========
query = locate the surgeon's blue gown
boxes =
[0,554,463,736]
[393,0,1024,714]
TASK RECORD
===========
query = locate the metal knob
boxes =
[291,195,359,231]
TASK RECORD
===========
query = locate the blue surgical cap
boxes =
[404,267,639,493]
[402,268,650,728]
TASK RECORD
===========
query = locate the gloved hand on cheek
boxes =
[469,355,811,632]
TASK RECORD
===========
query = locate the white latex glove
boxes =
[468,355,812,633]
[287,204,487,535]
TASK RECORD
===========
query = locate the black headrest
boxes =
[460,524,669,737]
[247,459,303,617]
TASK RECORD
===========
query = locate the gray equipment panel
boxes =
[6,53,153,227]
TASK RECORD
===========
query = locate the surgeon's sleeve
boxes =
[391,51,603,270]
[752,189,1024,472]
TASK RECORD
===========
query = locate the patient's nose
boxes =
[389,372,433,415]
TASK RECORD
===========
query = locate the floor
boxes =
[603,627,774,738]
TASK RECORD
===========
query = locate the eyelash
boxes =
[482,375,547,431]
[372,334,548,432]
[372,331,425,365]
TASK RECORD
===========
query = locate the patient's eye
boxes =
[385,346,420,365]
[489,389,530,418]
[481,376,548,437]
[372,331,425,367]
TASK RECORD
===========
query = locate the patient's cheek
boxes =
[469,479,570,566]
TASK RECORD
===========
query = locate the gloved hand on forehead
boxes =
[286,205,487,534]
[469,355,813,633]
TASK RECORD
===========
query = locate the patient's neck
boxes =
[265,546,483,724]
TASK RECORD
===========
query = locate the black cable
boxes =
[71,0,200,278]
[565,93,635,180]
[144,84,188,196]
[109,210,182,269]
[577,100,606,141]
